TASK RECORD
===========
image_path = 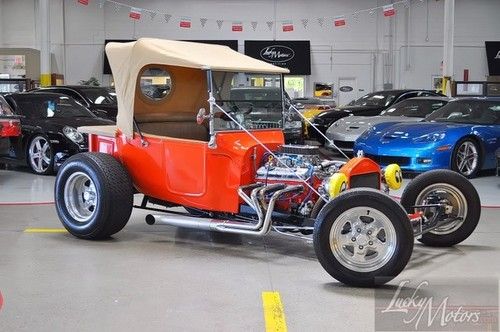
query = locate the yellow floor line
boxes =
[24,228,68,233]
[262,291,288,332]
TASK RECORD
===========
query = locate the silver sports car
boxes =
[325,96,449,152]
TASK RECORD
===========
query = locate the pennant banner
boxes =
[334,15,346,27]
[200,18,208,28]
[266,21,274,31]
[383,4,396,17]
[282,21,294,32]
[129,7,141,20]
[180,17,191,28]
[164,13,172,23]
[251,21,258,31]
[148,11,156,20]
[317,17,324,28]
[232,21,243,32]
[216,19,224,29]
[77,0,89,6]
[301,18,309,29]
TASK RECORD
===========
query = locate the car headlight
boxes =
[413,132,446,142]
[63,126,84,143]
[285,120,302,129]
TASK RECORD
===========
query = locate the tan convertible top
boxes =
[104,38,289,137]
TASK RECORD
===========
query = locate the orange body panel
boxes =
[89,130,284,213]
[338,157,381,188]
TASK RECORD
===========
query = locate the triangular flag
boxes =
[266,21,274,31]
[77,0,89,6]
[180,17,191,28]
[113,3,120,12]
[232,21,243,32]
[164,14,172,23]
[200,18,208,28]
[317,17,324,28]
[301,18,309,29]
[216,20,224,29]
[251,21,258,31]
[334,15,346,27]
[129,7,141,20]
[383,4,396,17]
[148,11,156,21]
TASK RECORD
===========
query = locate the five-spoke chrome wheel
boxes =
[329,207,397,272]
[63,172,98,223]
[454,140,479,177]
[28,136,53,174]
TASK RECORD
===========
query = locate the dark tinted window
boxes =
[426,100,500,124]
[11,95,95,119]
[0,97,14,116]
[78,87,117,105]
[350,91,397,107]
[381,99,448,118]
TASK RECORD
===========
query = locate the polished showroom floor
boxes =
[0,167,499,331]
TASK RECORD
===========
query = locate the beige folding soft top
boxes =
[103,38,290,137]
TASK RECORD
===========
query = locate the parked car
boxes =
[325,96,450,152]
[54,39,480,287]
[31,85,117,120]
[229,87,303,143]
[2,92,114,175]
[0,95,21,157]
[309,89,444,144]
[354,97,500,178]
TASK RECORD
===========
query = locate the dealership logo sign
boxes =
[260,46,295,63]
[495,50,500,59]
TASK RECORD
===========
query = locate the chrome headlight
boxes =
[63,126,84,143]
[285,120,302,129]
[413,132,446,142]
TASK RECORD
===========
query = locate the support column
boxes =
[39,0,51,86]
[442,0,455,96]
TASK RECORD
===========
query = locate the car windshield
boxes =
[0,97,14,116]
[425,99,500,124]
[380,99,448,118]
[11,94,96,119]
[212,72,284,131]
[349,91,397,107]
[79,87,117,105]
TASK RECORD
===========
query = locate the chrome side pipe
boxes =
[146,184,303,236]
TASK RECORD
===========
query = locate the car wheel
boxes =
[400,169,480,247]
[27,135,54,175]
[313,188,413,287]
[55,152,133,240]
[451,138,481,178]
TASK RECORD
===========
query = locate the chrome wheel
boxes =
[455,141,478,176]
[329,207,397,273]
[63,172,98,223]
[28,136,52,173]
[415,183,467,235]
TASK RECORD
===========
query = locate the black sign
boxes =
[485,41,500,76]
[103,39,238,75]
[245,40,311,75]
[339,86,353,92]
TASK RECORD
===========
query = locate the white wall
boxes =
[1,0,499,99]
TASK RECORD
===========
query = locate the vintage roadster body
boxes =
[54,39,481,287]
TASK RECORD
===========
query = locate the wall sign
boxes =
[103,40,238,75]
[245,41,311,75]
[0,55,26,78]
[485,41,500,76]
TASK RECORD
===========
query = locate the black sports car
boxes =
[1,92,114,175]
[309,89,444,144]
[31,85,117,120]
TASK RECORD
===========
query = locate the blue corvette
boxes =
[354,97,500,177]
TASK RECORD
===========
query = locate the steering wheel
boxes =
[222,102,253,121]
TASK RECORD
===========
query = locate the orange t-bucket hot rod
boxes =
[55,39,481,287]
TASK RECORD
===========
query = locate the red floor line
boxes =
[0,201,55,206]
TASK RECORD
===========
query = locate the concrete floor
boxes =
[0,167,499,331]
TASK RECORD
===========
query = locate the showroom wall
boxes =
[0,0,499,99]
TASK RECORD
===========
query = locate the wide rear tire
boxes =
[313,189,413,287]
[400,169,480,247]
[55,152,133,240]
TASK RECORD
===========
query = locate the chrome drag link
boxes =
[145,184,304,236]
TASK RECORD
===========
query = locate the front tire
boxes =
[400,169,480,247]
[55,152,133,240]
[451,138,481,178]
[313,189,413,287]
[27,135,54,175]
